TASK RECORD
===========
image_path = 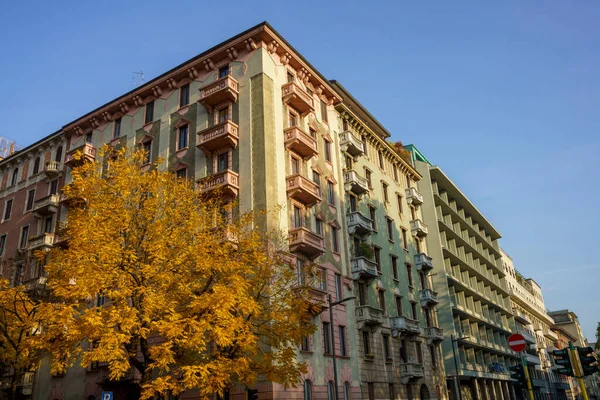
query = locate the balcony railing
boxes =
[286,174,321,207]
[544,328,558,341]
[410,219,428,237]
[405,187,424,205]
[513,308,532,325]
[414,253,433,273]
[44,161,62,177]
[33,194,60,218]
[339,131,364,157]
[399,362,424,383]
[24,276,47,292]
[65,143,96,168]
[351,257,379,281]
[390,316,420,335]
[346,211,374,235]
[198,76,239,111]
[355,305,384,329]
[296,286,328,314]
[525,352,541,365]
[198,170,239,199]
[517,328,537,344]
[282,81,314,116]
[288,227,325,259]
[343,170,369,195]
[284,126,318,159]
[28,233,54,251]
[196,121,239,155]
[424,326,444,343]
[420,289,439,307]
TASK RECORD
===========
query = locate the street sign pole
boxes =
[570,341,589,400]
[521,353,535,400]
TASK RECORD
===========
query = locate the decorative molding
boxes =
[187,67,199,79]
[267,40,279,54]
[244,38,257,51]
[132,95,144,107]
[281,52,291,65]
[226,47,238,60]
[203,59,216,71]
[152,85,162,98]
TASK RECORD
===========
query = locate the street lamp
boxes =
[328,294,356,400]
[451,334,469,400]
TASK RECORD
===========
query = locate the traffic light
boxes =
[509,363,527,389]
[246,388,259,400]
[577,346,599,376]
[552,349,574,377]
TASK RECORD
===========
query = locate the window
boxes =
[395,296,403,316]
[323,322,332,355]
[388,383,395,400]
[178,125,189,150]
[401,228,408,250]
[218,107,229,123]
[345,155,353,170]
[378,150,384,169]
[14,265,23,286]
[324,139,332,162]
[179,83,190,107]
[85,132,93,144]
[391,256,398,280]
[287,71,295,83]
[97,292,106,307]
[362,136,368,158]
[312,170,320,187]
[368,383,375,400]
[11,169,18,186]
[365,169,372,188]
[301,335,310,351]
[386,218,393,241]
[411,301,418,320]
[406,175,411,188]
[349,195,357,212]
[113,118,122,139]
[0,235,6,256]
[291,156,301,175]
[416,341,423,363]
[25,189,35,212]
[4,199,12,221]
[397,194,403,215]
[49,180,58,195]
[393,165,398,181]
[339,326,347,356]
[383,335,391,360]
[145,101,154,124]
[378,290,386,313]
[335,274,342,301]
[55,146,63,162]
[19,225,29,249]
[33,158,40,175]
[217,152,228,172]
[303,380,312,400]
[293,206,303,228]
[327,382,335,400]
[374,246,381,273]
[362,331,370,355]
[327,181,335,205]
[142,141,152,164]
[400,339,407,362]
[358,282,367,306]
[315,217,323,236]
[353,237,361,257]
[297,259,305,286]
[430,345,438,367]
[369,206,377,230]
[382,182,389,202]
[320,100,328,123]
[419,271,427,290]
[344,382,350,400]
[331,226,339,253]
[343,119,349,131]
[416,238,422,253]
[219,65,229,78]
[319,268,327,291]
[176,168,187,179]
[406,263,414,288]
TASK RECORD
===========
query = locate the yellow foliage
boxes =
[40,147,317,399]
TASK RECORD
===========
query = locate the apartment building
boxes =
[331,83,447,400]
[502,250,573,400]
[408,146,518,400]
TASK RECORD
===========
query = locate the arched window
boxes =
[55,146,63,162]
[33,157,40,175]
[419,384,430,400]
[303,380,312,400]
[327,381,335,400]
[344,382,351,400]
[11,168,18,186]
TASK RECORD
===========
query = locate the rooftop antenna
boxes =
[132,71,145,87]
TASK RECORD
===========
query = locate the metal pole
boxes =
[329,294,340,400]
[569,341,589,400]
[522,353,535,400]
[451,334,463,400]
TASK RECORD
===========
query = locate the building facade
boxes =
[409,146,519,400]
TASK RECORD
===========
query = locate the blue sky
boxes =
[1,1,598,339]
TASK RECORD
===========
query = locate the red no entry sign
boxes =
[508,333,527,352]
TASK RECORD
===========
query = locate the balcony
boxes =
[410,219,428,237]
[297,286,328,315]
[399,362,424,384]
[518,328,537,344]
[198,170,239,199]
[286,174,321,207]
[288,227,325,260]
[351,257,379,281]
[513,308,532,325]
[405,187,424,205]
[347,211,374,235]
[343,170,369,196]
[44,161,62,177]
[414,253,433,273]
[339,131,364,157]
[424,326,444,343]
[544,328,558,341]
[196,121,239,156]
[198,76,239,112]
[28,233,54,251]
[282,81,314,116]
[284,126,317,159]
[65,143,96,168]
[420,289,439,307]
[24,276,47,293]
[554,380,570,390]
[531,378,546,388]
[390,316,420,335]
[524,352,541,365]
[355,305,384,329]
[33,194,60,218]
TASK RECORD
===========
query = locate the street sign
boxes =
[101,392,113,400]
[508,333,527,352]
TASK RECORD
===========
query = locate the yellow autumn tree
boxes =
[40,147,317,399]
